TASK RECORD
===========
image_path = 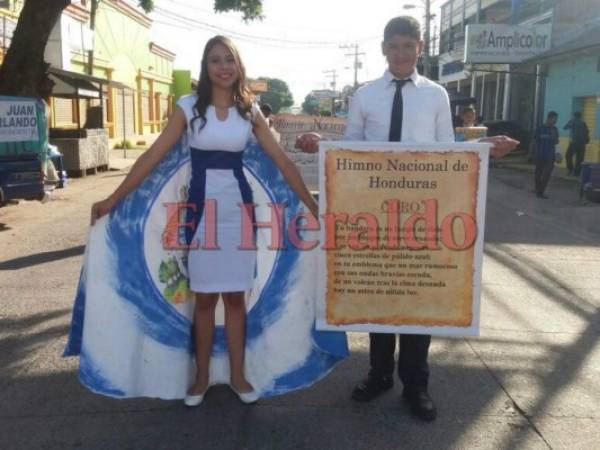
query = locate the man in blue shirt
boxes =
[532,111,559,199]
[564,111,589,176]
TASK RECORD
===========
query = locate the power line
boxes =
[152,6,379,48]
[154,7,340,46]
[157,0,367,37]
[340,44,365,88]
[323,69,338,91]
[152,18,340,49]
[322,69,338,113]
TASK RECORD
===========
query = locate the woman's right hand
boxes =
[90,197,117,226]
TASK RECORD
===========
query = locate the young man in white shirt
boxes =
[296,16,517,422]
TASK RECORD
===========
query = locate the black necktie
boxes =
[388,79,410,142]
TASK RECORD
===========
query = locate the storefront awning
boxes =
[49,69,102,98]
[48,68,134,99]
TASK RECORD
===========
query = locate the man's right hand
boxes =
[90,196,117,226]
[295,132,321,153]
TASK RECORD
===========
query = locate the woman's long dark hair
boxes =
[190,36,254,131]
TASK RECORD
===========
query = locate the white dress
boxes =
[177,94,258,293]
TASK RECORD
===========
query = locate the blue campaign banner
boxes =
[64,138,348,399]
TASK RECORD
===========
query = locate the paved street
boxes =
[0,154,599,450]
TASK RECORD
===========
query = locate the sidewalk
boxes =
[108,148,146,171]
[490,151,582,184]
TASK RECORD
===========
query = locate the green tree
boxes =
[0,0,263,97]
[302,93,319,115]
[256,77,293,114]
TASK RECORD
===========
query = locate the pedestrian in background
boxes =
[532,111,560,199]
[460,106,478,127]
[260,103,280,143]
[564,111,589,176]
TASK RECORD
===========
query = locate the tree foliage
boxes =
[301,94,319,115]
[256,77,293,114]
[0,0,263,97]
[214,0,263,21]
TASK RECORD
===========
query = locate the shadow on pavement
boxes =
[0,246,86,270]
[0,308,547,450]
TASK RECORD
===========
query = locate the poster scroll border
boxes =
[315,141,490,337]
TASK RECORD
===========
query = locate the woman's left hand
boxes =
[480,135,520,158]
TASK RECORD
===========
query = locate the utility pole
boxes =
[340,44,365,88]
[471,0,481,98]
[431,22,438,57]
[323,69,337,115]
[405,1,432,78]
[422,0,431,78]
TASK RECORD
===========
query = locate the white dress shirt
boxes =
[344,69,455,143]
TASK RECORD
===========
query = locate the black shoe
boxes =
[351,376,394,402]
[403,387,437,421]
[536,193,549,199]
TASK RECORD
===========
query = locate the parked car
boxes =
[0,156,45,206]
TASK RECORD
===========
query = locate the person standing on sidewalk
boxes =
[532,111,560,199]
[564,111,589,176]
[296,16,517,422]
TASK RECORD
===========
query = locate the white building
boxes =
[438,0,554,131]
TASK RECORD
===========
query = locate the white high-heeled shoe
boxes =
[184,386,209,407]
[230,386,260,404]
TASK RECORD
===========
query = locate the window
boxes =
[441,3,452,32]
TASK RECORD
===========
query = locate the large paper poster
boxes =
[316,142,490,336]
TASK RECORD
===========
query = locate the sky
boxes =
[148,0,442,106]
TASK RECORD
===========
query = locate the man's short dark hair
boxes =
[574,111,582,118]
[384,16,421,42]
[547,111,558,119]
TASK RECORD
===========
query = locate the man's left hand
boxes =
[480,135,520,158]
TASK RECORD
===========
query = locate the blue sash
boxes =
[185,148,254,246]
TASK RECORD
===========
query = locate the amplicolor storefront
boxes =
[465,24,551,64]
[439,21,552,132]
[466,22,551,133]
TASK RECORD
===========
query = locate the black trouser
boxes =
[535,157,555,195]
[369,333,431,389]
[566,141,586,175]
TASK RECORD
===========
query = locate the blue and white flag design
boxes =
[64,139,348,399]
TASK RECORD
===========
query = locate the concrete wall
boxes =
[543,55,600,162]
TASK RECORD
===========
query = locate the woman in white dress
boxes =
[90,36,318,406]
